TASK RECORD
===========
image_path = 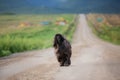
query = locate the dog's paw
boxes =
[64,61,70,66]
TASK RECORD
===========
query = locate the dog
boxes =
[53,34,72,66]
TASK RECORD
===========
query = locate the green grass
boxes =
[0,14,76,57]
[88,21,120,45]
[97,25,120,45]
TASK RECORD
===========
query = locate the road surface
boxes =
[0,14,120,80]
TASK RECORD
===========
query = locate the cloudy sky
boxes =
[0,0,120,13]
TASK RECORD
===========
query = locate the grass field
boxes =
[0,14,76,57]
[87,14,120,45]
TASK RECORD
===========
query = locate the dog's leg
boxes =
[60,57,66,66]
[64,55,71,66]
[60,61,64,66]
[64,59,70,66]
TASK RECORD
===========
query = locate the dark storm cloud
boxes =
[0,0,120,14]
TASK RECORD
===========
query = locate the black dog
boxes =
[53,34,72,66]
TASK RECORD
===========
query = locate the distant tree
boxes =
[0,12,16,15]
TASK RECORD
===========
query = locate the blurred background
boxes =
[0,0,120,57]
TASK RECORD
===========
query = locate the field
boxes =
[0,14,76,57]
[87,14,120,45]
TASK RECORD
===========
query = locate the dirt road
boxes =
[0,14,120,80]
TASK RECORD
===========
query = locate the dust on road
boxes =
[0,14,120,80]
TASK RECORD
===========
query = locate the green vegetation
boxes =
[87,14,120,45]
[0,14,76,57]
[88,22,120,45]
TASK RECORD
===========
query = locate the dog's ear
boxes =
[53,36,57,48]
[53,41,57,48]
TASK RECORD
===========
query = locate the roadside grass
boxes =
[0,14,76,57]
[88,20,120,45]
[97,25,120,45]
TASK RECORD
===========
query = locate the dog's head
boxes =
[53,34,64,48]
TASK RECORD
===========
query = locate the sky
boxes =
[0,0,120,14]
